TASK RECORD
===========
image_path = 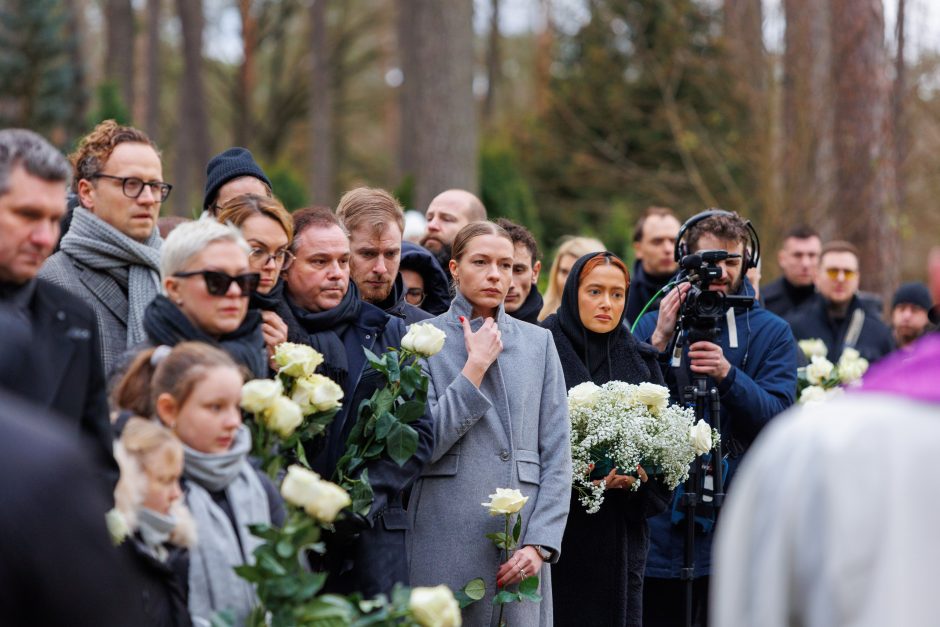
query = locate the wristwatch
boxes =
[531,544,553,561]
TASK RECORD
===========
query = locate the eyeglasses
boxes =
[249,247,295,270]
[405,287,426,305]
[823,267,858,280]
[172,270,260,296]
[90,174,173,202]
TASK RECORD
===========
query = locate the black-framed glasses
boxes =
[90,173,173,202]
[172,270,260,296]
[248,247,295,270]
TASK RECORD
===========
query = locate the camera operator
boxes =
[634,210,798,627]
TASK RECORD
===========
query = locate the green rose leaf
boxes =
[363,348,387,375]
[385,422,418,467]
[275,539,294,558]
[396,399,425,424]
[512,513,522,543]
[374,411,396,439]
[461,577,486,603]
[519,575,541,599]
[493,590,520,605]
[384,351,401,383]
[485,531,511,549]
[399,365,422,397]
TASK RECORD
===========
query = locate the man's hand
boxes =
[688,340,732,383]
[650,283,690,352]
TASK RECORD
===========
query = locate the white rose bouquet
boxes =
[796,340,869,404]
[567,380,717,514]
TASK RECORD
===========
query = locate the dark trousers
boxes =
[642,576,709,627]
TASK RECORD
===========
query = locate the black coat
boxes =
[279,290,434,597]
[543,253,672,627]
[761,276,817,319]
[625,260,673,328]
[787,294,895,363]
[0,278,118,485]
[0,391,146,626]
[122,538,192,627]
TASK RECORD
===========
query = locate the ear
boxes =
[155,393,179,429]
[77,178,96,211]
[632,240,643,260]
[531,260,541,284]
[449,259,458,282]
[164,277,182,303]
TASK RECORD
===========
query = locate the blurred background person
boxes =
[890,282,934,351]
[539,235,606,321]
[202,147,272,216]
[420,189,486,273]
[496,218,543,325]
[761,226,821,318]
[626,207,681,326]
[400,240,451,316]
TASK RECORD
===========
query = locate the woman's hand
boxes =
[496,545,543,588]
[592,465,649,491]
[261,311,289,369]
[460,315,502,387]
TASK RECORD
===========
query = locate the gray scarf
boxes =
[137,507,175,562]
[60,206,162,347]
[183,427,271,626]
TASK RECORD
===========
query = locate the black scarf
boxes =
[543,252,662,387]
[249,278,285,312]
[286,281,363,388]
[143,295,267,377]
[508,284,544,325]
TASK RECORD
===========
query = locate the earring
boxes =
[175,300,183,306]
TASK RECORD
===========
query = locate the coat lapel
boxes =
[74,262,129,323]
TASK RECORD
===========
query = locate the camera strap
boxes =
[726,308,739,348]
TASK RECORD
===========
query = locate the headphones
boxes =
[673,209,761,271]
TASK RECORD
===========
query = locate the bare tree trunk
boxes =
[144,0,161,137]
[533,0,554,117]
[397,0,419,186]
[105,0,136,115]
[174,0,210,216]
[63,0,90,141]
[235,0,257,147]
[399,0,477,212]
[483,0,500,125]
[830,0,897,297]
[783,0,834,233]
[893,0,907,217]
[308,0,334,206]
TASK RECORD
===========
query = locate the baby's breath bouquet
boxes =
[567,381,716,514]
[797,339,869,404]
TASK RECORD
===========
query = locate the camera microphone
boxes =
[679,253,703,270]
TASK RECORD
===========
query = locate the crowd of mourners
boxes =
[0,121,938,627]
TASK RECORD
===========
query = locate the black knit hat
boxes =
[892,282,933,312]
[203,147,272,210]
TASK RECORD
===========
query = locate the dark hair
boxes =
[494,218,540,265]
[686,209,750,252]
[451,221,513,263]
[70,119,158,193]
[821,240,860,260]
[783,225,820,241]
[290,206,346,253]
[112,342,240,418]
[632,206,677,243]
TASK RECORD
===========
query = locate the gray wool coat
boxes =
[39,252,137,378]
[408,292,572,627]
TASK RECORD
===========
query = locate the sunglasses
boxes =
[823,267,858,280]
[172,270,260,296]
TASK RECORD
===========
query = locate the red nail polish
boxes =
[459,316,465,323]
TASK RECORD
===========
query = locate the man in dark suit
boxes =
[0,129,116,483]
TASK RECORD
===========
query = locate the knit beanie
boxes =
[892,282,933,312]
[203,147,272,210]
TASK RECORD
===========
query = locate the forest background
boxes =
[2,0,938,302]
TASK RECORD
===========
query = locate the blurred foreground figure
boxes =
[712,332,940,627]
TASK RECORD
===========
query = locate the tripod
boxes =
[679,372,725,627]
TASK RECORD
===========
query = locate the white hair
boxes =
[160,216,250,281]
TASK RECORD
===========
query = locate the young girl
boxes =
[113,342,285,626]
[114,417,195,627]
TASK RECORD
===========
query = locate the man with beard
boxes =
[761,225,822,318]
[634,210,797,627]
[280,207,434,597]
[625,207,681,326]
[495,218,543,324]
[890,282,934,351]
[337,187,431,324]
[420,189,486,272]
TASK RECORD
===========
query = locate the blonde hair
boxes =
[217,193,294,243]
[538,235,607,320]
[336,186,405,235]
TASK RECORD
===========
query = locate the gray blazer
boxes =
[408,292,572,627]
[39,252,133,378]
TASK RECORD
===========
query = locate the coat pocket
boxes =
[515,449,541,485]
[421,452,459,477]
[379,507,411,531]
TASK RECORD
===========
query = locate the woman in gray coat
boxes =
[408,222,572,626]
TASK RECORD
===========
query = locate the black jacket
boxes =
[375,273,433,325]
[400,242,452,316]
[787,294,895,363]
[761,276,817,319]
[625,260,673,327]
[122,538,192,627]
[0,278,118,485]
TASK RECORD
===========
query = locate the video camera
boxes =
[676,250,754,344]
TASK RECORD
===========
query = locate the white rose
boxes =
[105,508,130,545]
[838,350,869,384]
[799,385,828,404]
[482,487,529,516]
[303,479,352,523]
[402,323,447,357]
[265,396,304,437]
[292,373,344,414]
[798,338,828,359]
[409,585,462,627]
[280,465,322,509]
[240,378,283,414]
[274,342,324,378]
[568,382,601,410]
[636,382,671,415]
[690,420,713,456]
[805,355,835,385]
